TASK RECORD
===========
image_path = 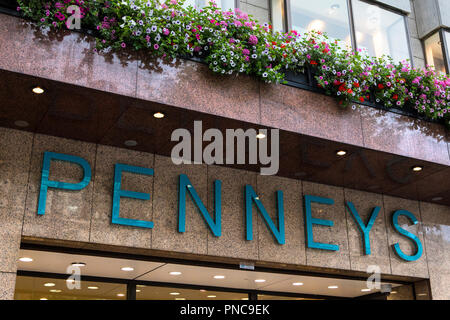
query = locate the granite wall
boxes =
[1,127,449,299]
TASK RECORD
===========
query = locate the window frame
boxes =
[283,0,413,64]
[349,0,413,64]
[422,28,450,74]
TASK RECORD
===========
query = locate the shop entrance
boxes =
[14,243,426,300]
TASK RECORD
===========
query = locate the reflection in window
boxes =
[271,0,284,32]
[183,0,235,11]
[136,285,248,300]
[289,0,351,48]
[258,294,321,300]
[445,31,450,72]
[424,32,446,74]
[352,0,410,63]
[14,276,126,300]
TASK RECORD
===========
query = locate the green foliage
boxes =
[16,0,450,126]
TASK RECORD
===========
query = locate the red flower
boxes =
[359,97,365,102]
[310,60,317,65]
[378,83,384,90]
[322,48,329,53]
[353,82,360,88]
[393,94,398,100]
[347,89,353,94]
[339,85,346,92]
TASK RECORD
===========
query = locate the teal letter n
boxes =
[178,174,221,237]
[38,151,91,215]
[245,185,285,245]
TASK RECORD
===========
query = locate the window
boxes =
[424,32,447,74]
[446,31,450,71]
[271,0,285,32]
[261,1,412,62]
[289,0,352,48]
[183,0,235,11]
[136,285,248,300]
[352,0,410,62]
[14,276,127,300]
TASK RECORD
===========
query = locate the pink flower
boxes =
[121,42,126,48]
[154,44,159,50]
[248,35,258,45]
[163,28,169,35]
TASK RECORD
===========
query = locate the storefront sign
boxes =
[36,151,423,262]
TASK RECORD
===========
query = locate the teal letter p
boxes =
[38,151,91,215]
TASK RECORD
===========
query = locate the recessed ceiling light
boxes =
[169,272,182,276]
[124,140,138,147]
[292,282,304,286]
[66,279,75,283]
[328,285,338,289]
[175,298,186,300]
[412,166,423,172]
[32,86,45,94]
[71,262,86,267]
[49,289,62,293]
[254,279,266,283]
[200,289,207,292]
[170,292,180,296]
[153,112,165,119]
[432,197,444,201]
[117,293,125,297]
[256,132,266,139]
[417,293,427,296]
[87,286,99,290]
[14,120,29,128]
[241,297,249,300]
[336,150,347,156]
[213,275,225,279]
[391,291,397,294]
[361,288,371,292]
[44,283,55,287]
[136,289,141,293]
[40,298,48,300]
[19,257,33,262]
[121,267,134,271]
[207,295,217,298]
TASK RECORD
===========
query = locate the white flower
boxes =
[262,72,268,78]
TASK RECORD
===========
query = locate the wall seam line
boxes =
[19,132,36,239]
[342,188,352,271]
[381,195,394,275]
[87,143,99,243]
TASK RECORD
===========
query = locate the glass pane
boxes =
[271,0,284,31]
[353,0,410,63]
[239,0,270,24]
[14,276,126,300]
[136,285,248,300]
[289,0,351,48]
[387,284,414,300]
[424,32,446,74]
[445,31,450,73]
[183,0,235,10]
